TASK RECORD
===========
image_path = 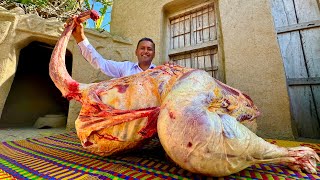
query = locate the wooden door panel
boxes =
[271,0,320,138]
[277,32,308,78]
[313,85,320,122]
[301,29,320,77]
[271,0,297,28]
[313,85,320,124]
[294,0,320,23]
[289,86,320,138]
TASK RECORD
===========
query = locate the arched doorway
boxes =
[0,41,72,128]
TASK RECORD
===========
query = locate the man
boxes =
[72,22,157,78]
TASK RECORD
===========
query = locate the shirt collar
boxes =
[134,62,156,70]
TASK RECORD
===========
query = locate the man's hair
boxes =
[136,37,155,50]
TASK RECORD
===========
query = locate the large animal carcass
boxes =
[49,10,319,177]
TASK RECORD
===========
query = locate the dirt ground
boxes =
[0,127,67,142]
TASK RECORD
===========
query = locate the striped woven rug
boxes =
[0,132,319,180]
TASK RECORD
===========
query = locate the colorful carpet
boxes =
[0,132,319,180]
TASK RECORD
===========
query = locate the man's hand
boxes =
[65,15,86,44]
[72,22,86,43]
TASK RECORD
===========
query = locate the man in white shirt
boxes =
[72,23,156,78]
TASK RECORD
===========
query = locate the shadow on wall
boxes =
[0,41,72,128]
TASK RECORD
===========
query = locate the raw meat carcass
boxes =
[157,70,320,176]
[50,10,258,156]
[49,10,319,177]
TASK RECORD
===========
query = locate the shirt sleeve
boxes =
[77,38,123,78]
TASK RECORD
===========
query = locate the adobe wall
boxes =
[0,8,133,130]
[110,0,293,139]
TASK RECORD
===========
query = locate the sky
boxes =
[86,1,112,32]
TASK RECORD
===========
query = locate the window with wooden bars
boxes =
[168,2,220,78]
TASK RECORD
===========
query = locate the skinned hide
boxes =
[49,11,319,177]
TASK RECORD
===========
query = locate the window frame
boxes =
[163,0,225,81]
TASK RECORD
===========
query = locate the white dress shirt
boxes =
[78,38,156,78]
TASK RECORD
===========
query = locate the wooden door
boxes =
[271,0,320,138]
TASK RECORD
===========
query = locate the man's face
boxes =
[135,40,155,64]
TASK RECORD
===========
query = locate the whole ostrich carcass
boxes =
[49,10,320,177]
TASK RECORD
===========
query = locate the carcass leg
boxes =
[157,70,319,177]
